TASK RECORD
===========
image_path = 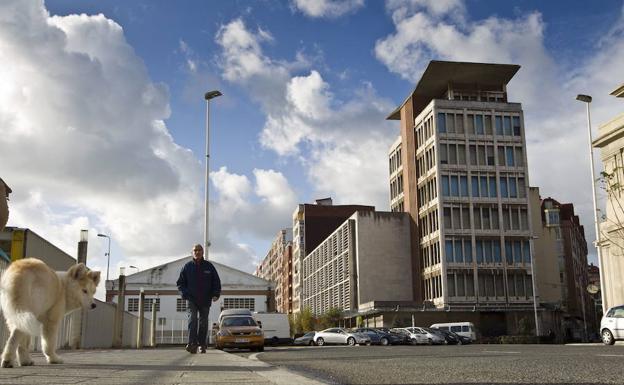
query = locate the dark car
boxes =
[354,328,405,345]
[294,331,316,346]
[432,328,470,345]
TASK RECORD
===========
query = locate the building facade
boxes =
[254,228,293,314]
[301,211,413,316]
[593,83,624,311]
[291,198,374,312]
[387,61,537,317]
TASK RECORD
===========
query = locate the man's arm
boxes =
[211,264,221,301]
[176,265,190,300]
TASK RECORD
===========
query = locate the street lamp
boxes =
[129,265,139,274]
[576,94,607,314]
[204,90,222,259]
[97,233,111,281]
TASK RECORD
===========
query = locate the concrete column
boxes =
[150,294,158,347]
[137,288,145,348]
[113,274,126,348]
[77,230,88,265]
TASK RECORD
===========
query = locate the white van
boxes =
[253,312,292,345]
[430,322,477,342]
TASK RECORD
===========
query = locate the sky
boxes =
[1,0,624,300]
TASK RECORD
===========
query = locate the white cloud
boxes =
[216,19,396,209]
[374,0,624,260]
[291,0,364,18]
[0,1,297,298]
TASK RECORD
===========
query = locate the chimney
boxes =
[315,197,333,206]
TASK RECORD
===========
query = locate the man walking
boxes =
[176,244,221,353]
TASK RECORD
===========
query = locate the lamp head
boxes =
[97,233,108,238]
[205,90,222,100]
[576,94,592,103]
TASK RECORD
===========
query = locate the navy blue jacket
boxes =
[176,258,221,307]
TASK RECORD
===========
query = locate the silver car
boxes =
[391,327,429,345]
[313,327,371,346]
[406,327,446,344]
[601,305,624,345]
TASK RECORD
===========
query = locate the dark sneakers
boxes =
[199,346,207,353]
[185,344,198,354]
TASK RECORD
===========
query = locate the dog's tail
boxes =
[0,289,42,336]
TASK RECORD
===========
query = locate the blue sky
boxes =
[2,0,623,299]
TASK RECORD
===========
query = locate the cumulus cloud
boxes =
[291,0,364,18]
[216,18,396,208]
[374,0,624,259]
[0,0,296,298]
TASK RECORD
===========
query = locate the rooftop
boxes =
[387,60,521,120]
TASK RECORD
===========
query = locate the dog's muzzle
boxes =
[90,303,97,309]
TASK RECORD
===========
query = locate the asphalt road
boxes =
[232,344,624,384]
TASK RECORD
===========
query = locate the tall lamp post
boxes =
[204,90,222,259]
[576,94,607,314]
[97,233,111,281]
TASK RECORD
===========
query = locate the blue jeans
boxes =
[187,301,210,346]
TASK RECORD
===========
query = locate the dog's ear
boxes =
[68,263,88,280]
[88,271,101,286]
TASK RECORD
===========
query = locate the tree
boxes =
[319,307,344,329]
[300,307,315,332]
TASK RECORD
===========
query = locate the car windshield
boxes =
[221,317,257,327]
[304,332,315,337]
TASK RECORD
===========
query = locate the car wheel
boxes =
[380,337,389,346]
[427,338,433,345]
[457,339,463,345]
[316,337,325,346]
[602,329,616,345]
[410,338,417,346]
[347,337,356,346]
[258,346,264,352]
[308,340,315,346]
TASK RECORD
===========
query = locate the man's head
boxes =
[192,244,204,261]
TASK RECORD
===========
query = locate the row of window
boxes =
[422,242,441,269]
[390,199,404,213]
[437,112,522,137]
[444,238,532,265]
[417,177,438,207]
[439,142,524,168]
[424,275,443,301]
[390,174,403,201]
[415,114,435,151]
[389,145,402,174]
[443,204,529,232]
[419,209,439,237]
[440,173,526,199]
[446,271,533,298]
[416,145,436,176]
[127,297,256,313]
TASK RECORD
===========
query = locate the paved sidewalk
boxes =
[0,347,327,385]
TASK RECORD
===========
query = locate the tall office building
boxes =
[254,229,293,313]
[387,61,536,319]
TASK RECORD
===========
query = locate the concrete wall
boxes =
[354,211,413,307]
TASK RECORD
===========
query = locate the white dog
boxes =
[0,258,100,367]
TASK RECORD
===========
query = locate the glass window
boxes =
[473,207,482,229]
[495,116,503,135]
[467,114,475,133]
[489,177,497,198]
[454,241,463,263]
[450,175,459,196]
[487,146,495,166]
[466,274,475,296]
[524,241,531,263]
[514,241,522,263]
[475,115,484,135]
[446,240,454,262]
[476,240,483,263]
[469,145,477,165]
[506,147,514,166]
[493,241,502,262]
[500,177,508,198]
[471,176,479,197]
[492,208,499,229]
[485,115,492,135]
[449,144,457,164]
[442,176,450,196]
[513,117,521,136]
[498,147,506,166]
[457,275,465,296]
[448,275,456,296]
[456,114,464,133]
[464,241,473,262]
[509,178,517,198]
[484,240,492,263]
[480,176,488,198]
[438,113,446,133]
[460,176,469,197]
[446,114,455,133]
[505,241,513,264]
[514,147,523,166]
[443,207,452,228]
[518,178,526,198]
[439,144,448,164]
[503,116,512,135]
[458,144,466,164]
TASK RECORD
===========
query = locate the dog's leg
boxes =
[16,331,33,366]
[41,320,63,364]
[1,328,20,368]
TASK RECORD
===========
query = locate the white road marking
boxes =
[482,350,520,354]
[596,354,624,357]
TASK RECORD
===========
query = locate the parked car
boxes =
[406,327,445,345]
[431,328,462,345]
[215,312,264,352]
[314,328,371,346]
[600,305,624,345]
[390,327,429,345]
[294,331,316,346]
[353,328,404,345]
